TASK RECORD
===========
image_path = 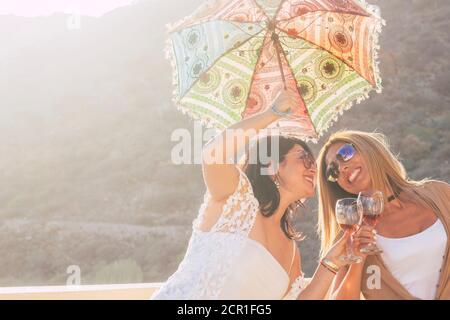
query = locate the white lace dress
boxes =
[151,166,308,300]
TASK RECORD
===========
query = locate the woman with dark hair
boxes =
[152,90,363,300]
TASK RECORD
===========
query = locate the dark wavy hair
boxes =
[243,135,314,240]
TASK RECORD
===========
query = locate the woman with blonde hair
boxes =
[316,130,450,300]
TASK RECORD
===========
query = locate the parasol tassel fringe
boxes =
[313,1,386,141]
[315,89,372,140]
[165,17,229,131]
[164,32,180,97]
[357,0,386,94]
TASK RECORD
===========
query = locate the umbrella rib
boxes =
[273,0,307,91]
[275,9,371,24]
[251,0,271,22]
[170,18,267,34]
[167,0,271,32]
[243,33,271,118]
[229,21,266,38]
[276,26,374,86]
[279,11,327,37]
[277,42,318,137]
[277,37,322,52]
[272,13,328,61]
[242,42,279,117]
[248,0,289,24]
[274,39,287,90]
[274,0,289,20]
[179,28,267,102]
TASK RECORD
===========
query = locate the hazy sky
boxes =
[0,0,138,17]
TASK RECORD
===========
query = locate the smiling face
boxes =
[277,144,317,199]
[325,142,372,195]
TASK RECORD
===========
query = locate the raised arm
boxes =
[202,89,297,201]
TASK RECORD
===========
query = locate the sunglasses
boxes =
[326,144,356,182]
[286,150,316,170]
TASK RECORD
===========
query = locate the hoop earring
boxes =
[274,179,280,189]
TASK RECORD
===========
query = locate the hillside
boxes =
[0,0,448,286]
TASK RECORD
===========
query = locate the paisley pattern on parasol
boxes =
[166,0,384,141]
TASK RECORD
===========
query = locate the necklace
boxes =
[387,194,397,202]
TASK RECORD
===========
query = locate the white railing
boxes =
[0,283,163,300]
[0,280,322,300]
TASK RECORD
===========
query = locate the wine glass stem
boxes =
[347,231,354,257]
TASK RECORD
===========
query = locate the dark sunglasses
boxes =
[287,150,316,170]
[326,144,356,182]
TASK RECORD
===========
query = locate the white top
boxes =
[151,166,307,300]
[376,219,447,300]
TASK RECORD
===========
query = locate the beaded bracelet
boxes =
[320,258,340,275]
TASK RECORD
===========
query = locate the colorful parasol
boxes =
[165,0,385,141]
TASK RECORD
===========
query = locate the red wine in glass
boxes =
[357,191,384,254]
[335,198,363,264]
[363,215,380,227]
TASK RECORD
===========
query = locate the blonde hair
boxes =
[317,130,432,257]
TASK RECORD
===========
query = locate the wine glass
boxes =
[357,191,384,254]
[335,198,363,264]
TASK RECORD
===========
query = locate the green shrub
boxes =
[93,259,144,284]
